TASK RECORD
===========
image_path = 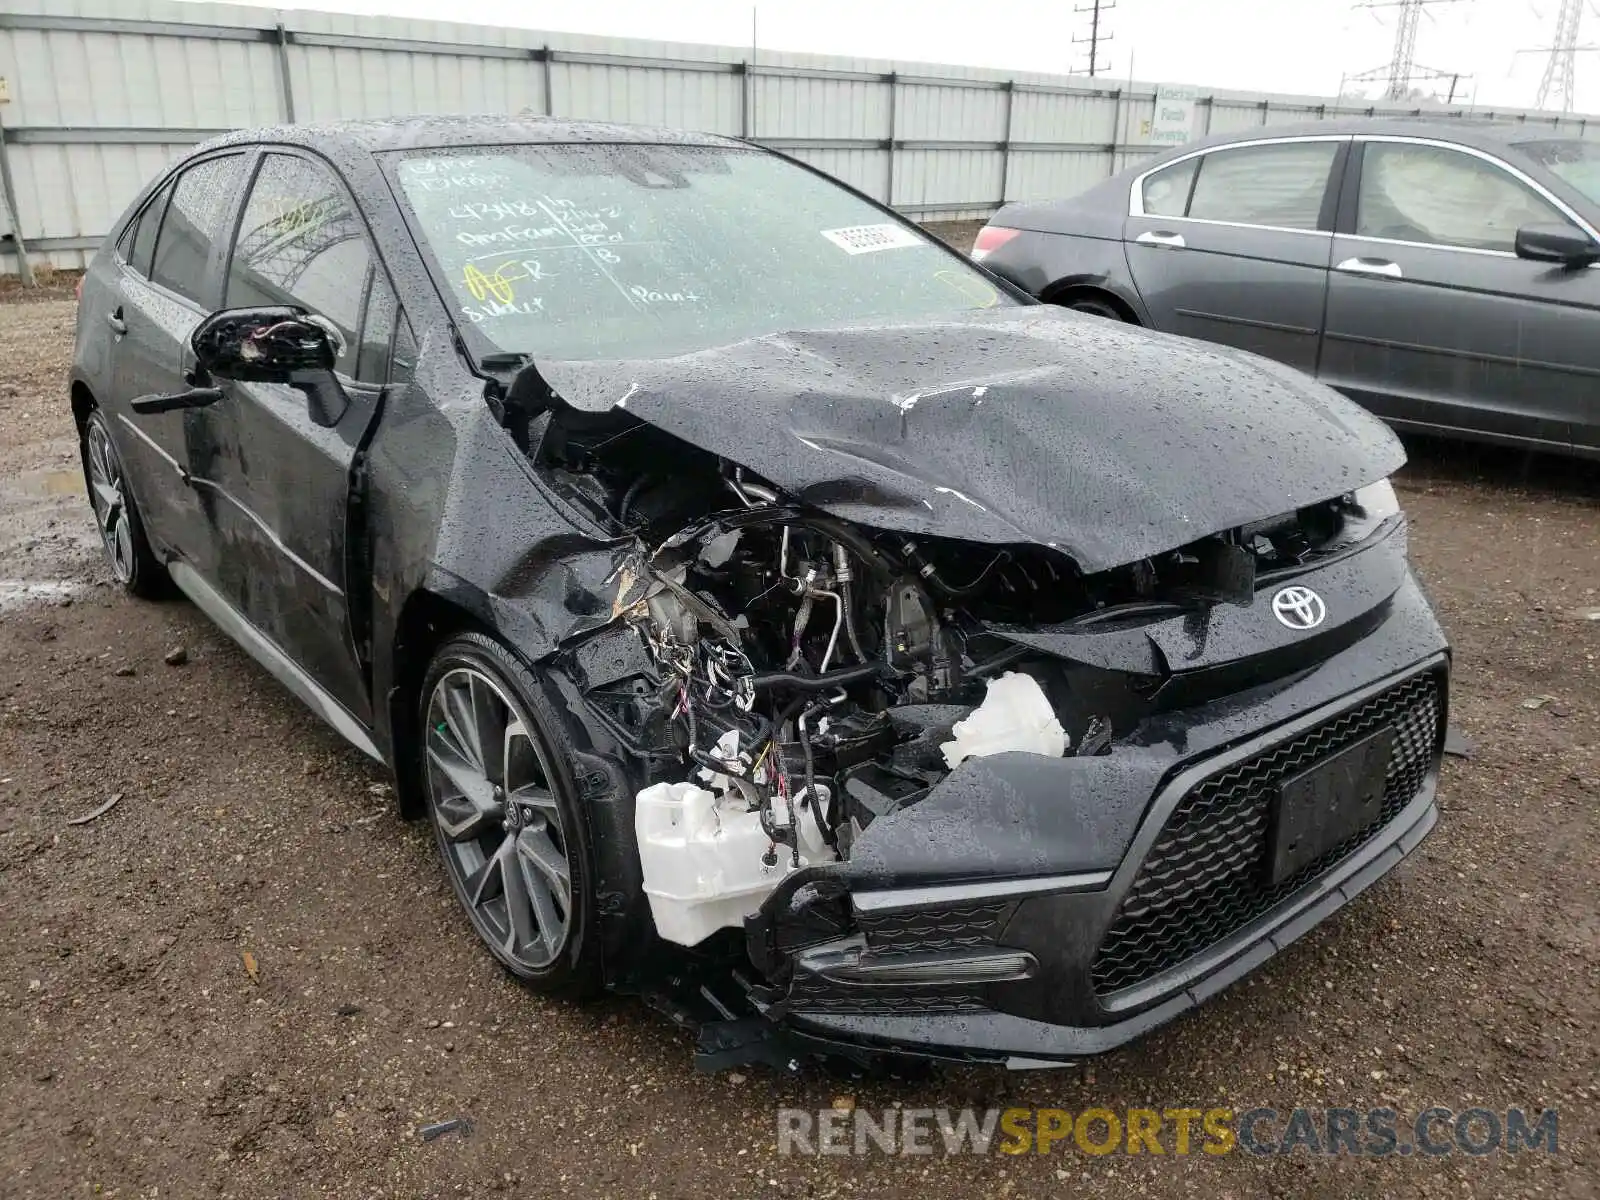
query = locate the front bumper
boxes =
[745,581,1449,1066]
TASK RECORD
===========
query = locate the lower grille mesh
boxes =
[1092,672,1442,996]
[856,902,1010,953]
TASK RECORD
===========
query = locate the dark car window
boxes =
[1185,141,1339,230]
[1357,142,1573,253]
[150,154,245,303]
[1140,157,1198,217]
[225,152,371,376]
[390,144,1013,362]
[127,183,171,278]
[1512,139,1600,208]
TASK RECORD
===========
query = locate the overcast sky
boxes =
[260,0,1597,114]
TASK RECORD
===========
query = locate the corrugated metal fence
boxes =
[2,0,1598,275]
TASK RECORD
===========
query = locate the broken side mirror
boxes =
[190,305,339,381]
[188,305,350,427]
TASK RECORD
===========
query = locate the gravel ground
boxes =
[1,291,1596,1199]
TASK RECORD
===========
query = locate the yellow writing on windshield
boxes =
[463,260,530,304]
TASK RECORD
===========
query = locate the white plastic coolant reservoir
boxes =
[635,782,826,947]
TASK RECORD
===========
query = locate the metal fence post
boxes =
[739,61,749,138]
[999,79,1015,207]
[0,113,35,287]
[1108,86,1123,177]
[542,45,554,116]
[274,23,296,123]
[884,71,897,206]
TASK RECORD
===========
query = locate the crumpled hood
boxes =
[536,307,1404,573]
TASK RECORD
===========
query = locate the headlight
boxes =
[1341,478,1401,545]
[1353,478,1400,522]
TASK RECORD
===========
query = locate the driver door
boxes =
[1320,138,1600,451]
[186,151,398,724]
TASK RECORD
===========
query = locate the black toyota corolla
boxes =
[70,116,1448,1069]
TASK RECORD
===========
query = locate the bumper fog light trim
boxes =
[813,948,1040,987]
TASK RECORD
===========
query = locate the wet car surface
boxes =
[68,115,1448,1067]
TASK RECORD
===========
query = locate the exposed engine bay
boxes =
[516,396,1397,949]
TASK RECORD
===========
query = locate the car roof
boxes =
[189,114,745,170]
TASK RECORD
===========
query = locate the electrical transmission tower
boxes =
[1387,0,1425,95]
[1073,0,1115,77]
[1355,0,1470,100]
[1536,0,1584,111]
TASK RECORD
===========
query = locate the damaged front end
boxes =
[504,337,1447,1066]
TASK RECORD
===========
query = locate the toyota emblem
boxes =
[1272,586,1327,630]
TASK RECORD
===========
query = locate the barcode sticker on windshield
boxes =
[820,224,924,255]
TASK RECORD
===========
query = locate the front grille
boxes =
[1092,671,1442,996]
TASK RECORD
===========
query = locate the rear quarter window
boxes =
[1140,158,1198,217]
[122,182,171,278]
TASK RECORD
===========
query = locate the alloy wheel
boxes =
[424,666,574,971]
[85,419,134,583]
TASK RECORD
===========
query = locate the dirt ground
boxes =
[1,286,1596,1200]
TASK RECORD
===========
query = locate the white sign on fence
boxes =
[1151,84,1197,146]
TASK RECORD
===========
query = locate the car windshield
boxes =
[1518,139,1600,207]
[388,143,1012,362]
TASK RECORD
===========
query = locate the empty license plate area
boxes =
[1269,729,1395,885]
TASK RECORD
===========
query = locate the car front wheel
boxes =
[419,632,600,997]
[81,408,167,597]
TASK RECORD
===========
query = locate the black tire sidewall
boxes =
[418,631,601,997]
[1069,299,1122,321]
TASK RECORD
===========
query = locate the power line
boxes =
[1073,0,1115,77]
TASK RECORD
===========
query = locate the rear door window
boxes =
[1184,141,1340,231]
[225,152,372,376]
[150,155,246,303]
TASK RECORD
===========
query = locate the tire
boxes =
[419,632,601,997]
[1065,296,1127,321]
[81,408,168,598]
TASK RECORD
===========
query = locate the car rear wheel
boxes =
[420,633,600,996]
[1066,296,1127,321]
[82,409,167,597]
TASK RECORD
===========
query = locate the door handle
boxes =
[1135,230,1187,249]
[130,386,223,415]
[1336,257,1404,279]
[106,309,127,336]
